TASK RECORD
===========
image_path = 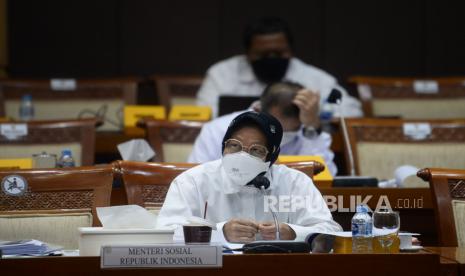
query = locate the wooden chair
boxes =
[137,118,204,162]
[345,118,465,181]
[417,168,465,247]
[0,78,138,131]
[0,118,100,166]
[152,75,203,111]
[349,76,465,119]
[0,164,113,249]
[114,160,196,209]
[115,160,325,210]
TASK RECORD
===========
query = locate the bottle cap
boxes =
[22,94,32,101]
[356,204,369,213]
[62,149,72,156]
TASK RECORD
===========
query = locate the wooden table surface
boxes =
[0,252,441,276]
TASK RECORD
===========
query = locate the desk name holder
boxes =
[101,243,223,269]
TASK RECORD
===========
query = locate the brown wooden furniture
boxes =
[137,118,204,162]
[344,118,465,181]
[418,168,465,247]
[0,118,101,166]
[425,247,465,276]
[114,160,196,208]
[0,252,441,275]
[349,76,465,119]
[0,78,138,131]
[152,75,203,111]
[0,165,113,248]
[115,160,326,209]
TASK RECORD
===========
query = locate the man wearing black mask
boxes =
[197,16,362,118]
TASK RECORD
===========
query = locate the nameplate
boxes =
[101,244,222,269]
[403,123,431,140]
[413,80,439,94]
[124,105,166,128]
[169,105,211,121]
[0,124,28,140]
[50,78,77,91]
[0,158,33,169]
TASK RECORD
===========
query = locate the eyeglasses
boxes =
[224,138,269,159]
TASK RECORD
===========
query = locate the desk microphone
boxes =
[328,88,378,187]
[327,89,355,176]
[243,174,312,253]
[247,173,280,240]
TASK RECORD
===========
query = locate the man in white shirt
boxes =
[196,16,362,118]
[189,81,338,176]
[157,111,341,243]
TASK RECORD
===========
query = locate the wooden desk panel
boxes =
[0,253,440,276]
[425,247,465,276]
[321,187,437,245]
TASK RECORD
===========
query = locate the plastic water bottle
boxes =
[19,94,34,121]
[319,101,334,134]
[57,149,75,168]
[352,204,373,253]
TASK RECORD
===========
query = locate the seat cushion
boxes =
[452,200,465,247]
[0,212,92,249]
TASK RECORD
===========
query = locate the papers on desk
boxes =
[0,239,62,256]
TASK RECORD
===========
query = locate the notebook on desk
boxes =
[218,96,259,116]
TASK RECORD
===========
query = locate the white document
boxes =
[117,139,155,162]
[0,124,28,140]
[413,80,439,94]
[50,78,77,91]
[97,205,157,229]
[403,123,431,140]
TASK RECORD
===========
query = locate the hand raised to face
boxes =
[292,89,320,128]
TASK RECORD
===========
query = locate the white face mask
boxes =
[281,131,299,146]
[222,151,270,186]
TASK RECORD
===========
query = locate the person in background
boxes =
[157,111,341,243]
[196,16,362,118]
[189,81,338,176]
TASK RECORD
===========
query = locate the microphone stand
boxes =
[258,186,280,240]
[336,99,356,176]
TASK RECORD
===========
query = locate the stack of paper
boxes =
[0,239,61,256]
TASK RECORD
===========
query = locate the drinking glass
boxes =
[373,208,400,252]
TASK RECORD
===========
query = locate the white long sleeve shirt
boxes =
[188,110,338,176]
[196,55,363,118]
[156,159,341,242]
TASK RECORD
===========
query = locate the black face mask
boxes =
[250,57,290,84]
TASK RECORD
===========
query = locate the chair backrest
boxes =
[138,118,204,162]
[0,78,138,131]
[417,168,465,247]
[0,118,100,166]
[116,160,324,209]
[114,160,196,208]
[349,76,465,119]
[345,118,465,181]
[0,165,113,249]
[152,75,203,111]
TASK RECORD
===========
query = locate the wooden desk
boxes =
[425,247,465,276]
[320,187,437,246]
[0,253,440,275]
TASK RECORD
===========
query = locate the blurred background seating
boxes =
[0,164,113,249]
[349,76,465,119]
[0,118,101,166]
